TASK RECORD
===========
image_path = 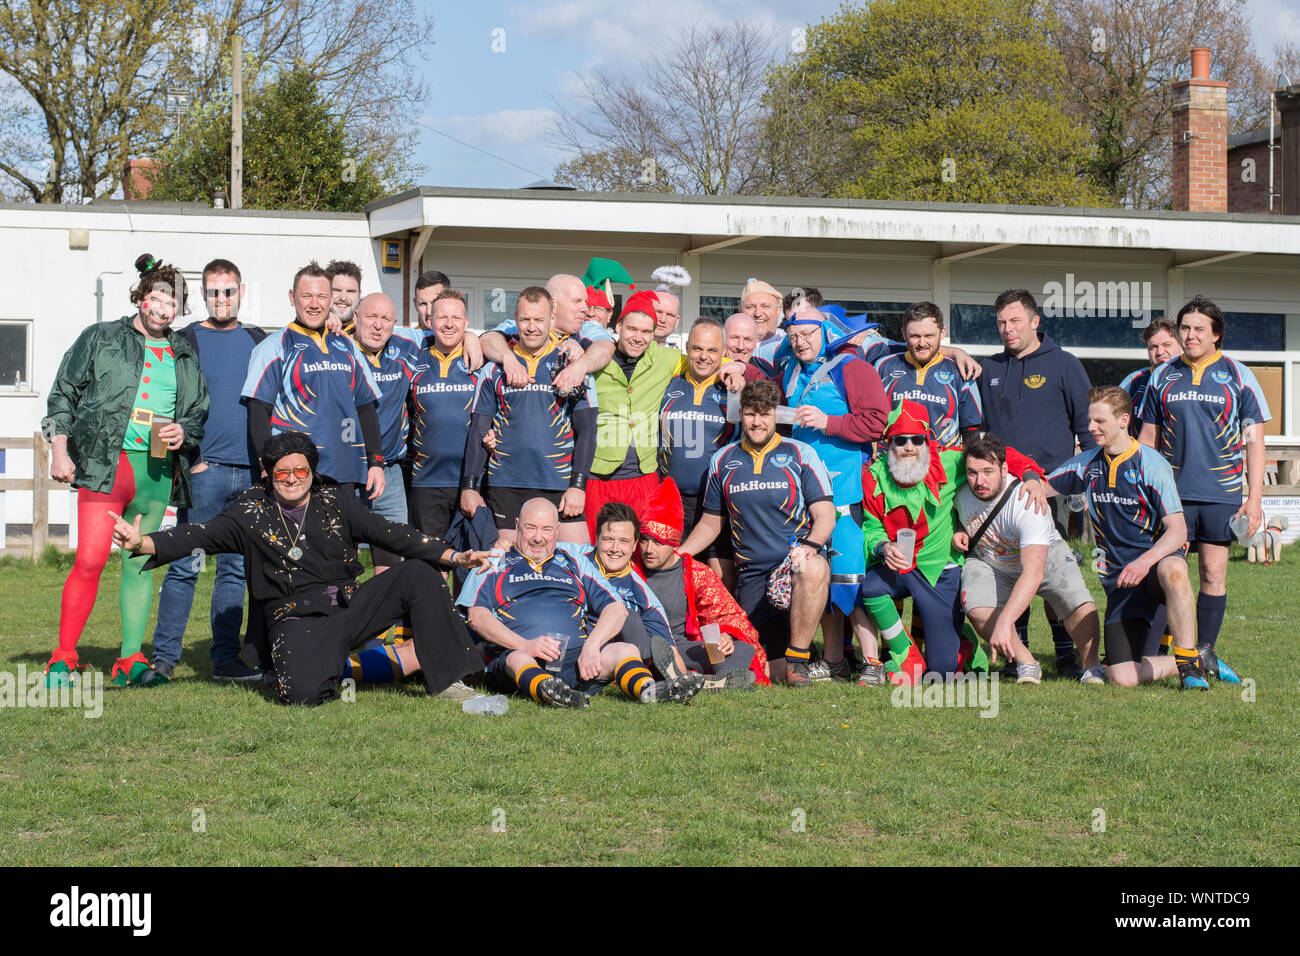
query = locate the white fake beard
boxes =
[887,445,931,486]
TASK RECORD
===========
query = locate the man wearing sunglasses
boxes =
[859,400,1049,684]
[150,258,267,683]
[112,430,491,706]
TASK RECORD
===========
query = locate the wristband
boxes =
[460,476,481,492]
[569,473,588,491]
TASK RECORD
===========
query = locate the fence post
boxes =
[32,431,48,562]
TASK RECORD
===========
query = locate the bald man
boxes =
[478,273,616,394]
[724,313,759,365]
[653,289,682,346]
[459,498,703,706]
[352,291,420,572]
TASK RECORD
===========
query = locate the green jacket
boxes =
[44,315,209,507]
[592,344,684,476]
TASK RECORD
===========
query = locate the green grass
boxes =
[1,547,1297,866]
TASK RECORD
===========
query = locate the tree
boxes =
[0,0,433,203]
[1052,0,1270,207]
[551,20,776,195]
[762,0,1105,206]
[145,66,386,212]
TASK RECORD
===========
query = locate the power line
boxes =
[415,119,547,180]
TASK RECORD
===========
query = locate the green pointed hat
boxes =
[581,257,634,289]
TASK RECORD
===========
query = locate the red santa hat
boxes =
[642,477,685,546]
[884,399,933,440]
[586,285,613,309]
[619,289,659,322]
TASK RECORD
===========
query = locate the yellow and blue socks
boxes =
[615,657,654,700]
[514,663,551,702]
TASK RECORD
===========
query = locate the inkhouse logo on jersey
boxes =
[50,886,151,936]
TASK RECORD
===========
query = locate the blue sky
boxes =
[412,0,1300,189]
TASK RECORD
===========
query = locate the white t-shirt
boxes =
[956,481,1060,573]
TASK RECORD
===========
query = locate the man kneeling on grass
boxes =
[457,497,704,707]
[110,430,491,706]
[954,436,1102,685]
[1042,387,1242,689]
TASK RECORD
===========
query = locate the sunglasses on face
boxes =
[890,435,927,448]
[272,466,312,481]
[204,288,238,299]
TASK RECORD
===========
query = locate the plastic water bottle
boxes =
[462,694,508,716]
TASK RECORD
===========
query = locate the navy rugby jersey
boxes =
[702,435,833,578]
[1138,351,1270,504]
[356,334,419,464]
[1119,366,1153,439]
[1048,441,1182,586]
[457,542,622,646]
[470,341,596,491]
[241,323,380,483]
[874,352,982,448]
[658,372,735,499]
[407,344,482,488]
[572,544,673,643]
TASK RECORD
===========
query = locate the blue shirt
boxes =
[1138,351,1270,504]
[1120,367,1152,439]
[472,342,596,491]
[703,435,834,579]
[407,345,482,489]
[658,372,735,499]
[190,324,259,467]
[356,334,419,464]
[571,544,673,643]
[457,542,622,647]
[875,352,982,448]
[241,324,380,484]
[1048,441,1182,586]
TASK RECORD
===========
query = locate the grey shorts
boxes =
[961,540,1094,620]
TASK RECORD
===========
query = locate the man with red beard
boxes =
[859,400,1048,684]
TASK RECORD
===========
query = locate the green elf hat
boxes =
[581,257,635,313]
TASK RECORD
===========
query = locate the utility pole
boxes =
[231,34,243,209]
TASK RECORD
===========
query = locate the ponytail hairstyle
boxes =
[130,253,190,315]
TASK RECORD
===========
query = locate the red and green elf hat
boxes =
[884,399,933,441]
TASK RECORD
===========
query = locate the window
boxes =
[0,320,32,391]
[950,304,1166,349]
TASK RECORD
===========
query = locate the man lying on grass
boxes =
[109,430,492,705]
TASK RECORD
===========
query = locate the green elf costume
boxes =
[860,400,1045,683]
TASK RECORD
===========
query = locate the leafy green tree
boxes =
[146,65,387,212]
[763,0,1105,205]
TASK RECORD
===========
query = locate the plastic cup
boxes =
[775,406,797,425]
[701,623,726,665]
[1229,514,1251,546]
[1067,494,1087,513]
[541,634,570,673]
[895,528,917,565]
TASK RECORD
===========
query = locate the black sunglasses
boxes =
[890,435,927,448]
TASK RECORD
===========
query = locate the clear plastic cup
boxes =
[462,695,508,716]
[1067,494,1087,513]
[1229,514,1251,546]
[541,634,570,673]
[775,406,797,425]
[895,528,917,565]
[701,623,726,665]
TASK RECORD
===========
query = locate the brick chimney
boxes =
[1171,47,1228,212]
[123,158,159,200]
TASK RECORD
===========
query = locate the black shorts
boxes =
[409,485,460,541]
[1182,501,1236,546]
[1103,563,1172,625]
[736,571,789,659]
[1104,618,1160,666]
[680,491,733,561]
[488,485,586,530]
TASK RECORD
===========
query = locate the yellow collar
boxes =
[742,432,781,474]
[1104,438,1140,488]
[429,344,464,376]
[1185,349,1222,386]
[685,368,720,403]
[356,339,383,367]
[595,553,632,578]
[289,321,329,353]
[905,350,944,385]
[513,340,558,378]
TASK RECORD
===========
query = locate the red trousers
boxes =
[584,473,661,541]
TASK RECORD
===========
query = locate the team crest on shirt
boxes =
[935,371,954,384]
[1024,374,1047,389]
[1123,468,1140,483]
[772,454,793,467]
[329,338,351,352]
[1212,371,1232,384]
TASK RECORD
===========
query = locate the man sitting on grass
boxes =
[457,497,704,707]
[1043,387,1242,689]
[111,430,490,706]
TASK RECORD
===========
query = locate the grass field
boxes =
[1,544,1297,866]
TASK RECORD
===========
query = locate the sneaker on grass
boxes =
[1015,660,1043,685]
